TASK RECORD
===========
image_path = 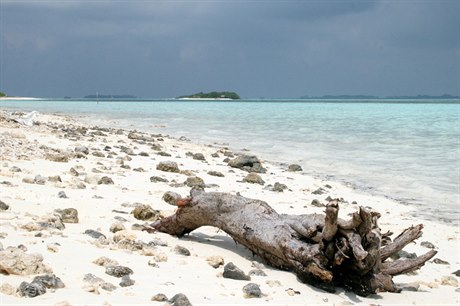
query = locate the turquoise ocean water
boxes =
[1,99,459,225]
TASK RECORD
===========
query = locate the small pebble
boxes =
[242,283,262,298]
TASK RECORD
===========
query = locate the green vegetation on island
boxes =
[178,91,240,100]
[0,92,6,97]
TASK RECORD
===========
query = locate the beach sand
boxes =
[0,110,458,305]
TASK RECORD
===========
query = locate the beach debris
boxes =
[286,288,301,296]
[0,247,52,275]
[54,208,79,223]
[228,155,266,173]
[168,293,193,306]
[243,173,265,185]
[184,176,205,188]
[287,164,302,172]
[174,245,191,256]
[207,170,224,177]
[0,200,9,210]
[12,111,39,126]
[84,229,106,239]
[223,262,251,281]
[242,283,262,298]
[105,265,133,278]
[131,204,161,221]
[147,189,437,297]
[156,161,180,173]
[206,255,224,268]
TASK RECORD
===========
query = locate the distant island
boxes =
[83,94,137,99]
[300,94,459,99]
[178,91,240,100]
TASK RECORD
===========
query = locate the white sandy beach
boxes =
[0,110,458,306]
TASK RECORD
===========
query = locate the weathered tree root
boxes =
[145,189,436,296]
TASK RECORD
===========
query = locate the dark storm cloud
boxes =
[1,0,459,98]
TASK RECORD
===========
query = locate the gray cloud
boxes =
[1,0,459,98]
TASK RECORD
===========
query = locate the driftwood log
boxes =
[145,188,436,296]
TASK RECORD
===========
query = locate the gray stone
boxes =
[151,143,162,151]
[223,262,250,281]
[162,191,182,205]
[93,257,119,267]
[312,187,327,195]
[243,173,265,185]
[249,269,267,276]
[184,176,205,188]
[433,258,450,265]
[272,182,288,192]
[311,199,325,207]
[131,204,161,221]
[10,166,22,172]
[174,245,191,256]
[151,293,168,302]
[69,167,79,176]
[398,283,420,292]
[228,155,266,173]
[207,170,224,177]
[242,283,262,298]
[83,273,105,284]
[34,175,47,185]
[109,222,126,233]
[17,281,46,297]
[75,146,89,155]
[150,176,169,183]
[168,293,193,306]
[84,229,106,239]
[54,208,79,223]
[32,274,65,289]
[98,176,114,185]
[48,175,62,183]
[100,282,117,292]
[57,191,68,199]
[119,275,135,287]
[92,151,105,158]
[0,200,9,211]
[105,265,133,278]
[157,151,172,157]
[287,164,302,172]
[156,161,180,173]
[192,153,206,161]
[421,241,436,249]
[452,270,460,277]
[138,152,149,157]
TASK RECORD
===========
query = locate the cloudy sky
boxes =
[1,0,459,98]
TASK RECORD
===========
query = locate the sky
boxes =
[0,0,459,98]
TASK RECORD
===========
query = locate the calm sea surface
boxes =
[1,99,459,225]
